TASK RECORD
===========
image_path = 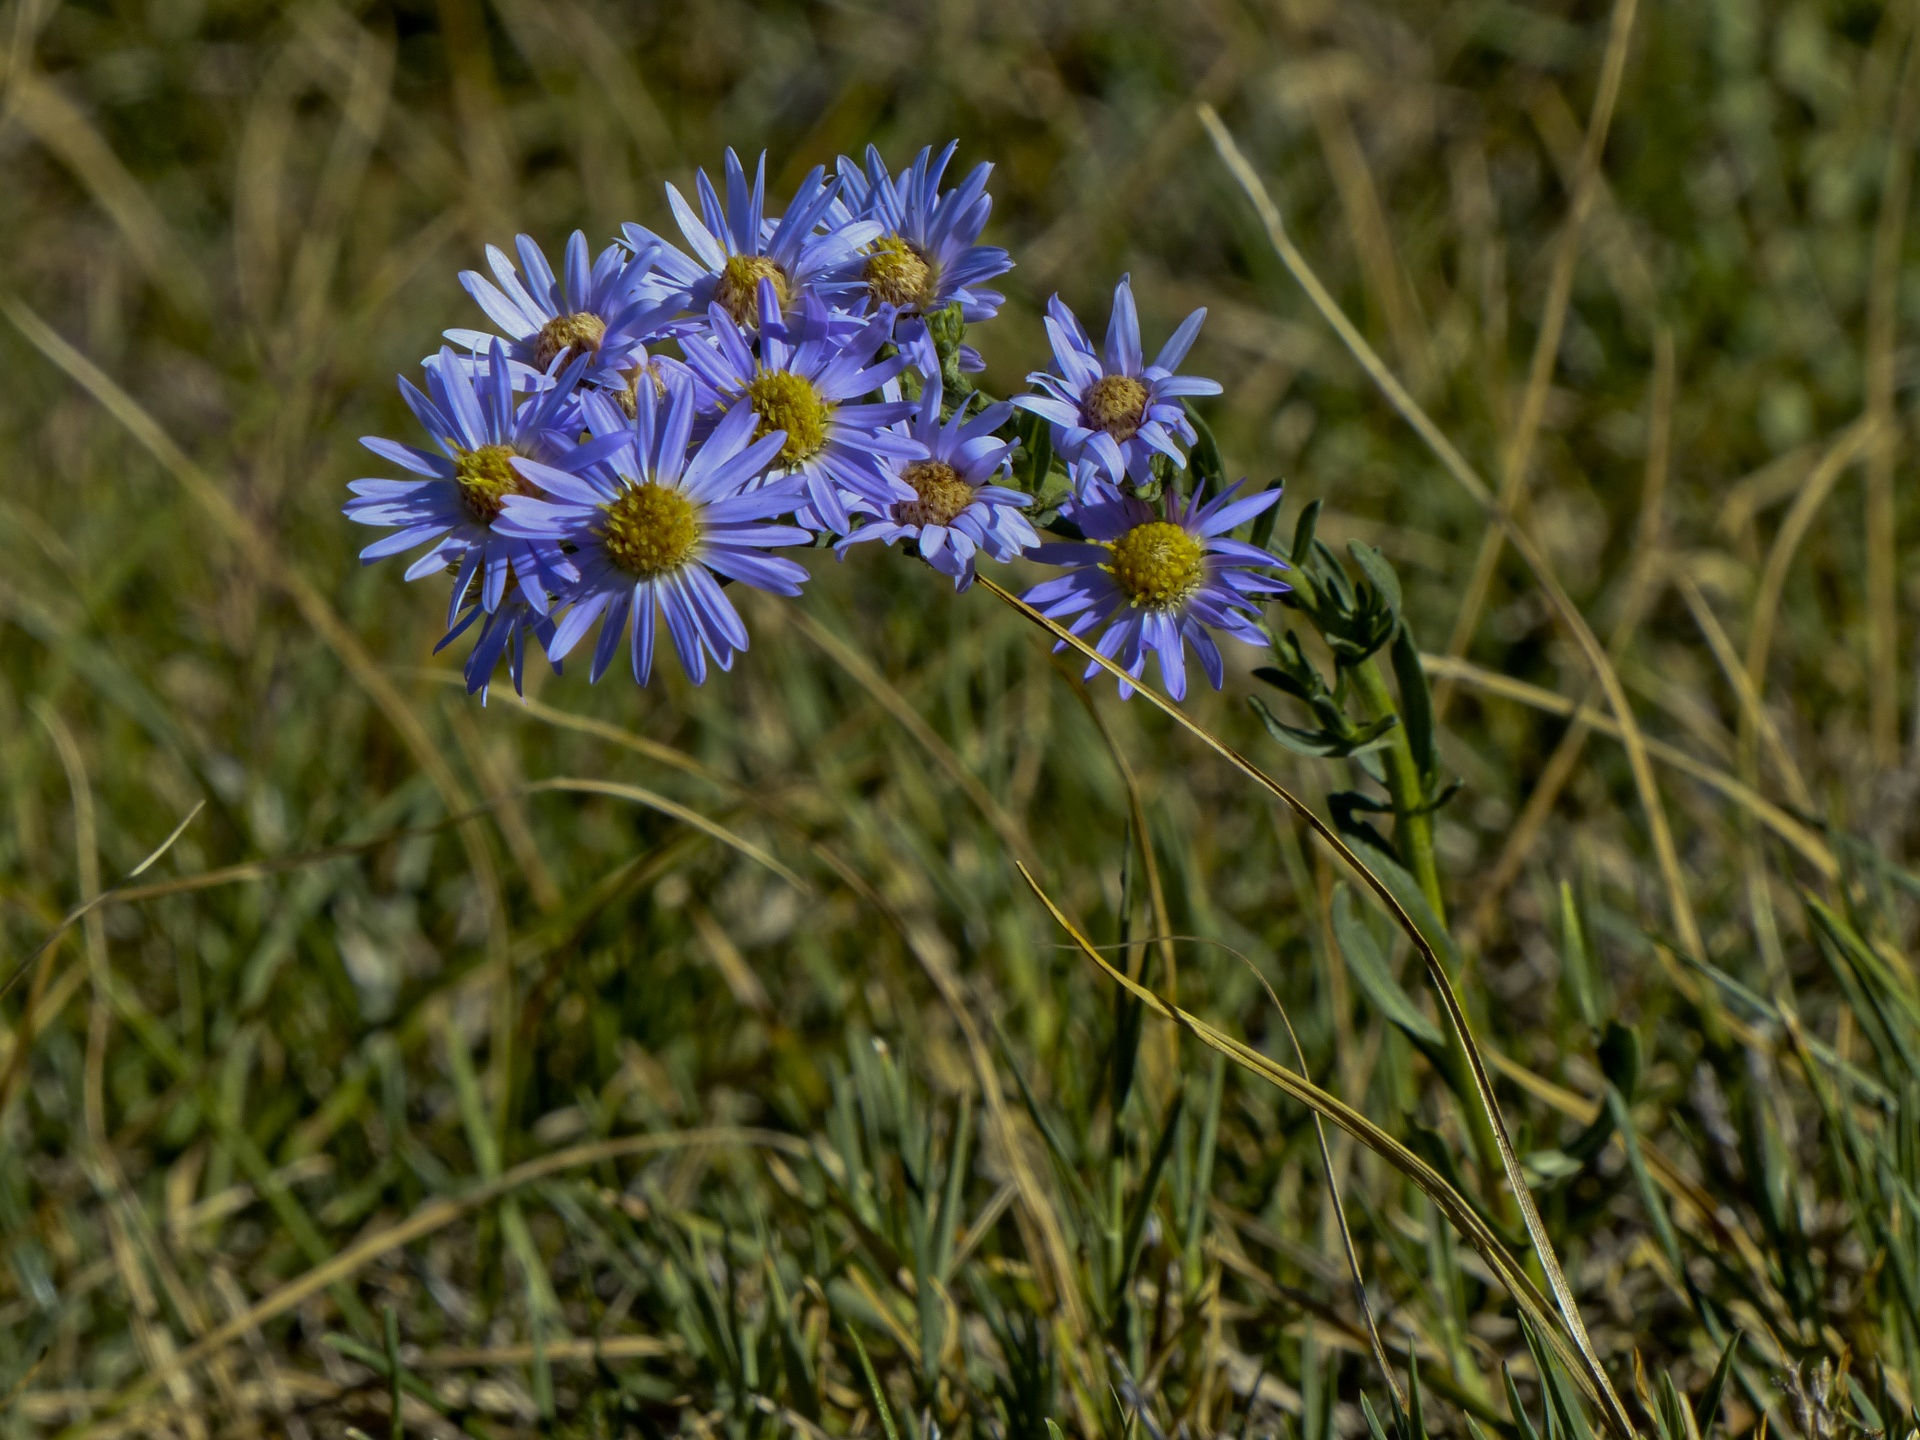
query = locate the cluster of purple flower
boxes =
[346,144,1287,702]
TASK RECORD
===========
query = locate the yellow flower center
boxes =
[864,235,936,310]
[1082,374,1150,442]
[895,460,972,528]
[713,254,791,324]
[601,482,700,579]
[1108,521,1205,608]
[745,369,831,466]
[453,444,530,524]
[532,311,607,370]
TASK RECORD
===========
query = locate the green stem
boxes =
[1351,658,1524,1233]
[1350,658,1447,927]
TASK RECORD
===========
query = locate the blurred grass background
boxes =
[7,0,1920,1436]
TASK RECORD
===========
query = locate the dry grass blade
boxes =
[789,607,1044,876]
[408,668,743,794]
[0,295,515,1034]
[1310,88,1435,395]
[408,1335,674,1368]
[6,70,208,315]
[1200,103,1702,977]
[1062,667,1179,997]
[526,777,809,893]
[1865,14,1920,762]
[1745,416,1879,692]
[1016,863,1608,1425]
[0,802,202,1008]
[1466,328,1676,944]
[981,577,1638,1440]
[34,704,235,1423]
[897,919,1093,1343]
[1674,572,1815,816]
[1419,653,1836,878]
[1439,0,1641,704]
[52,1128,811,1440]
[0,788,203,1178]
[1239,926,1409,1413]
[21,799,518,941]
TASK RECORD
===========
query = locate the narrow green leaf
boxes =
[933,1095,972,1281]
[846,1325,902,1440]
[1342,833,1466,977]
[1181,1051,1226,1295]
[1606,1083,1686,1278]
[1504,1365,1545,1440]
[1695,1331,1741,1432]
[1249,477,1286,552]
[1250,694,1398,758]
[322,1336,465,1426]
[1558,881,1601,1033]
[1117,1094,1186,1303]
[1333,884,1446,1052]
[1184,399,1227,489]
[1521,1310,1595,1440]
[384,1306,404,1440]
[1348,540,1403,615]
[1292,497,1324,565]
[1390,620,1438,782]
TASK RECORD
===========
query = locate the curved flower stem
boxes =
[1199,106,1707,975]
[980,576,1640,1440]
[1347,658,1521,1222]
[1348,656,1446,928]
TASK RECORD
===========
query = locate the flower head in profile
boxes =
[495,381,809,686]
[447,231,685,394]
[344,340,587,624]
[1023,474,1287,700]
[679,285,919,535]
[837,377,1037,590]
[1013,276,1221,487]
[831,142,1011,328]
[624,149,880,329]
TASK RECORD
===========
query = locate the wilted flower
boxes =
[1013,276,1221,487]
[494,380,809,686]
[837,377,1036,590]
[1023,474,1287,700]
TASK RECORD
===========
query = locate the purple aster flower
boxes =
[1022,473,1288,701]
[678,284,920,535]
[493,380,810,687]
[828,142,1012,330]
[438,595,558,702]
[621,149,880,330]
[446,231,686,397]
[1012,276,1223,487]
[836,376,1037,590]
[344,340,593,625]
